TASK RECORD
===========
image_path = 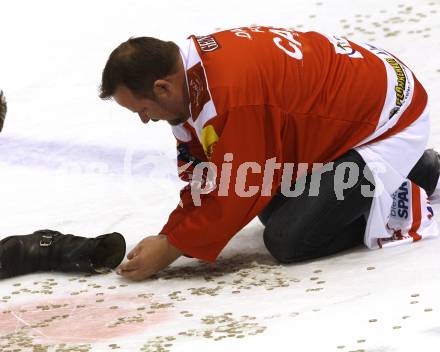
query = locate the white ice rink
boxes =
[1,0,440,351]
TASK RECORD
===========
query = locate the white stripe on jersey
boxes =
[177,38,218,144]
[356,43,415,146]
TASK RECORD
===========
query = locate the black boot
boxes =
[0,230,126,279]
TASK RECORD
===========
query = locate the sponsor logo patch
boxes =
[390,182,409,219]
[177,142,202,183]
[385,57,407,119]
[195,35,220,52]
[201,125,219,160]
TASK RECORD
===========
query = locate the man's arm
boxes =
[162,105,284,261]
[118,105,284,280]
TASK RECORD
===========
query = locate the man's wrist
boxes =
[158,234,183,260]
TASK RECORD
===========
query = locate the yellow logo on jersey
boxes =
[201,125,219,160]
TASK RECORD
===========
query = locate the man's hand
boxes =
[116,234,182,281]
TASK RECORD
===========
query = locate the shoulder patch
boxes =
[195,35,220,52]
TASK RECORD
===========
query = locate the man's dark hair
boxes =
[99,37,180,99]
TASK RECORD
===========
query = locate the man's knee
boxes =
[263,226,306,264]
[258,192,288,227]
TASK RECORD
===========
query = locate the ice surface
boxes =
[1,0,440,351]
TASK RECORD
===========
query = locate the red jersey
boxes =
[160,26,427,261]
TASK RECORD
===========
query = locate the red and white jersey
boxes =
[160,27,429,261]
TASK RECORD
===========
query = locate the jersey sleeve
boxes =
[160,105,285,262]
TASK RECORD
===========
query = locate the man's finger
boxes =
[127,243,143,260]
[118,256,141,272]
[120,268,145,281]
[127,246,138,260]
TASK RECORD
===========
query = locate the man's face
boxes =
[113,85,188,126]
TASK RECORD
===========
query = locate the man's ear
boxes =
[152,79,172,99]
